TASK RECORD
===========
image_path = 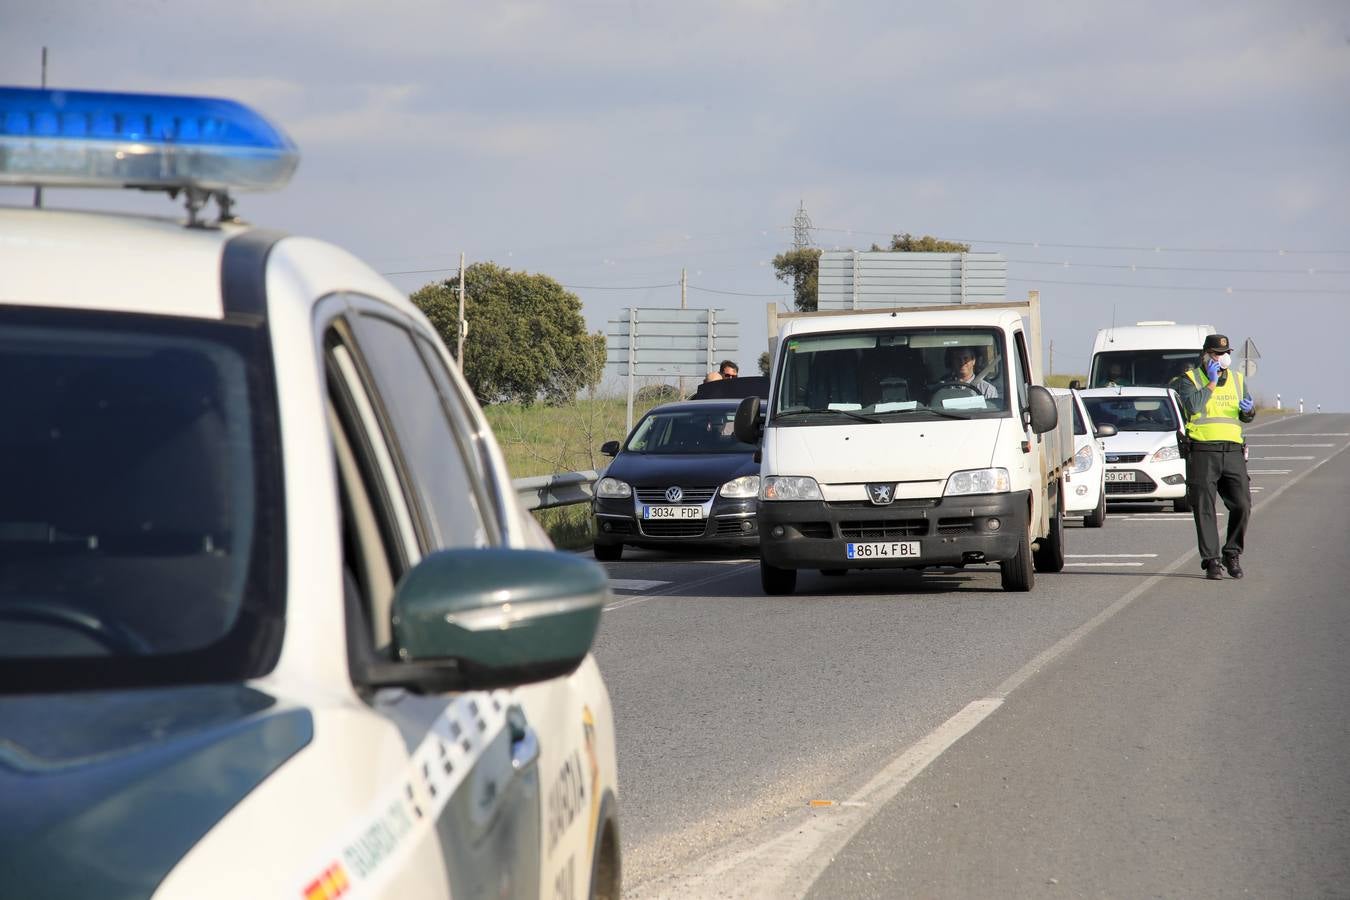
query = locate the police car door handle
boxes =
[508,706,539,772]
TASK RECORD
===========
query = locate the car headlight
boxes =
[720,475,761,499]
[761,475,822,501]
[596,476,632,498]
[1152,445,1180,462]
[1070,444,1095,474]
[944,467,1011,496]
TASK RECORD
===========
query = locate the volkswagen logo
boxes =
[867,483,895,505]
[665,486,684,503]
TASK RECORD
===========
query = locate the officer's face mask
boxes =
[1214,352,1232,370]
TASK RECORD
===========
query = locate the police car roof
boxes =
[0,205,410,320]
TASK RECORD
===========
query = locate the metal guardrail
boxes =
[514,469,600,511]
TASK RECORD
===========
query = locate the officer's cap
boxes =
[1202,334,1231,353]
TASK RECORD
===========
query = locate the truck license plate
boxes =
[1104,471,1137,483]
[644,505,704,520]
[847,541,920,559]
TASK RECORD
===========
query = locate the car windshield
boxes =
[773,327,1009,421]
[1082,395,1179,432]
[1090,350,1197,388]
[626,408,756,453]
[0,308,283,690]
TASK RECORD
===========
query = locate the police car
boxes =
[0,87,621,899]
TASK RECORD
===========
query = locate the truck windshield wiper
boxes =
[774,407,882,424]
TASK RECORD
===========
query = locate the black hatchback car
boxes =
[592,399,759,560]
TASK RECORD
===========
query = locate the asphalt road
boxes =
[586,413,1350,899]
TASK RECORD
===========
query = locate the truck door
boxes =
[1011,329,1044,535]
[325,299,542,900]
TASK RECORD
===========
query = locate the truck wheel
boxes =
[1000,531,1035,591]
[1084,492,1106,528]
[761,560,797,595]
[1033,495,1065,573]
[593,542,623,561]
[1172,495,1191,514]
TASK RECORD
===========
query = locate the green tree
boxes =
[412,262,605,406]
[771,247,822,312]
[881,233,971,253]
[759,351,771,375]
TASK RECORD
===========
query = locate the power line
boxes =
[1008,258,1350,276]
[688,285,787,297]
[560,282,680,290]
[1008,276,1350,295]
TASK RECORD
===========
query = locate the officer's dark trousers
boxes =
[1186,441,1251,561]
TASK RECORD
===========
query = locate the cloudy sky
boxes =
[4,1,1348,408]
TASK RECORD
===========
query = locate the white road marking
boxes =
[609,579,669,592]
[1249,456,1314,460]
[1249,469,1292,475]
[632,437,1350,900]
[1244,443,1333,447]
[1066,553,1158,558]
[1065,562,1145,567]
[1247,433,1348,437]
[605,564,756,611]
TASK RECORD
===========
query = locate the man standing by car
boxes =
[719,359,739,379]
[1171,333,1256,580]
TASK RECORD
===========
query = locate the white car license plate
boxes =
[847,541,920,560]
[1105,471,1137,483]
[644,505,704,520]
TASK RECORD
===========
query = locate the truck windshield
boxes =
[1090,350,1197,388]
[773,327,1009,421]
[0,308,284,692]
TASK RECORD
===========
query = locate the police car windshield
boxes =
[1082,395,1179,432]
[625,410,757,454]
[0,308,283,688]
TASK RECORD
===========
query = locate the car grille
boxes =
[937,517,975,535]
[1106,453,1146,464]
[796,522,834,539]
[839,519,928,539]
[639,519,709,537]
[715,518,754,536]
[635,487,717,504]
[1105,471,1158,494]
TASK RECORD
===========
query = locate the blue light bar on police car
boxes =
[0,87,298,192]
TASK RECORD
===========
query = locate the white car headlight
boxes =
[761,475,822,501]
[720,475,760,499]
[1071,444,1095,474]
[1152,445,1180,462]
[944,467,1011,496]
[596,476,632,498]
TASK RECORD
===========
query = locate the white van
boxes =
[1086,321,1214,388]
[0,86,620,900]
[735,297,1074,594]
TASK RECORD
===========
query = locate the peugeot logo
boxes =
[665,486,684,503]
[867,483,895,505]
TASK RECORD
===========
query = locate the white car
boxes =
[0,87,620,900]
[1078,386,1189,512]
[1052,388,1116,527]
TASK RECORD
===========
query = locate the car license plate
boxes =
[847,541,920,559]
[643,505,704,520]
[1105,471,1137,483]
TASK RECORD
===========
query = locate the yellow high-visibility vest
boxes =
[1183,367,1245,443]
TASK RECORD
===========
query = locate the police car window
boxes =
[349,312,491,550]
[0,309,284,678]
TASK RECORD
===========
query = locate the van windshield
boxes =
[1090,350,1197,388]
[0,308,284,692]
[773,327,1009,422]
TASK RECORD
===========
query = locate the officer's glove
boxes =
[1239,396,1254,414]
[1204,358,1222,382]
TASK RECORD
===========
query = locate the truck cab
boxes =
[736,299,1072,594]
[1087,321,1215,388]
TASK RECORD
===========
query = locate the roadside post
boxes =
[607,307,739,434]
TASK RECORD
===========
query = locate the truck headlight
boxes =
[1151,445,1180,462]
[1070,444,1095,474]
[596,477,632,498]
[761,475,823,501]
[720,475,760,498]
[944,468,1011,496]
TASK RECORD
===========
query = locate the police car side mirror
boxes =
[1027,385,1059,435]
[1094,423,1117,438]
[733,396,763,445]
[601,440,620,457]
[388,548,608,692]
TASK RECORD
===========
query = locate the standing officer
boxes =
[1171,334,1256,580]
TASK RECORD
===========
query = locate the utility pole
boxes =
[792,201,814,249]
[34,47,47,209]
[1048,340,1054,377]
[456,252,466,371]
[679,267,688,396]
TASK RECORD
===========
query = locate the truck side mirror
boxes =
[733,396,763,445]
[1027,385,1059,435]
